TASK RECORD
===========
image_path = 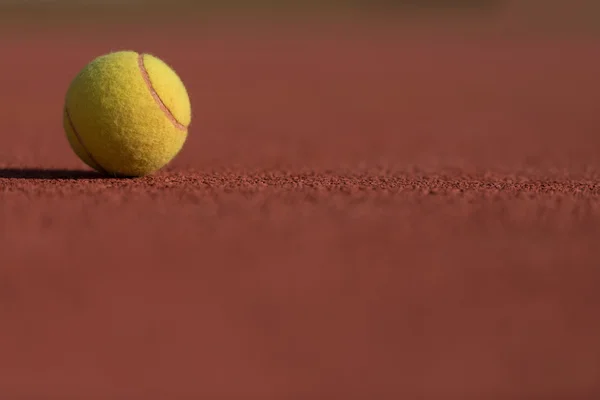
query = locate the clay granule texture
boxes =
[0,19,599,400]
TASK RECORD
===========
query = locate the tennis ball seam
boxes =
[64,108,109,175]
[137,53,187,131]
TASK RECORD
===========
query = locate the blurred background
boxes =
[0,0,599,33]
[1,0,600,174]
[1,2,600,399]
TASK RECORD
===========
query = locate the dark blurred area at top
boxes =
[0,0,507,25]
[2,0,599,36]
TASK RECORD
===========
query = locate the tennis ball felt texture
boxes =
[63,50,191,177]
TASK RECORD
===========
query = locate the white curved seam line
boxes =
[65,108,109,175]
[137,53,186,131]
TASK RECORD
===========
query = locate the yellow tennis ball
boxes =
[63,50,192,177]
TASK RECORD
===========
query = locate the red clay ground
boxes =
[0,17,600,399]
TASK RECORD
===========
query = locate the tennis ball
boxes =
[63,50,192,177]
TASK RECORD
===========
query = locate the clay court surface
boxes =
[0,10,599,399]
